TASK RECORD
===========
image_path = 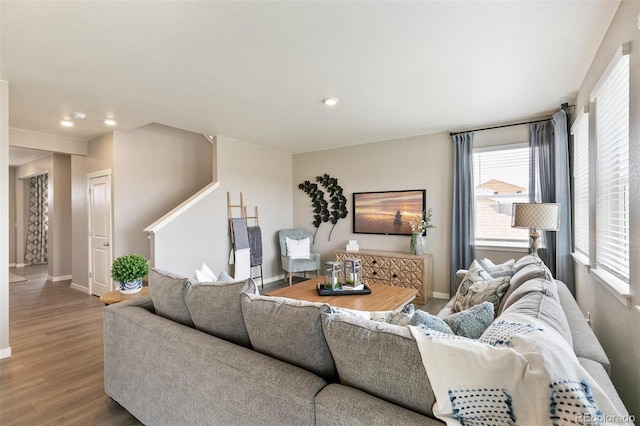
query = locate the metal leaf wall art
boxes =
[298,174,348,241]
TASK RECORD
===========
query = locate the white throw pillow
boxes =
[200,262,217,281]
[285,237,311,259]
[194,262,217,283]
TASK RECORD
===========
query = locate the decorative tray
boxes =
[316,284,372,296]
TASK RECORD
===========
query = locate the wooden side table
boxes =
[100,286,150,305]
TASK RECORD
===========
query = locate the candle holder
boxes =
[324,261,343,290]
[344,258,362,286]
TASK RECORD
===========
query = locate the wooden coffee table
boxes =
[266,277,417,311]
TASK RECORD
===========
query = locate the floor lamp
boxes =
[511,203,560,254]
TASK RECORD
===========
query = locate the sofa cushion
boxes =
[185,278,258,347]
[149,268,194,327]
[443,301,494,339]
[510,263,552,288]
[315,384,438,426]
[501,289,573,346]
[513,253,544,272]
[321,313,435,417]
[240,293,336,381]
[454,260,510,314]
[497,263,552,316]
[500,276,557,314]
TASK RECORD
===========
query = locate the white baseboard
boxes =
[48,274,72,282]
[16,263,26,268]
[433,291,451,300]
[70,283,89,294]
[9,263,15,268]
[0,346,12,359]
[258,274,285,285]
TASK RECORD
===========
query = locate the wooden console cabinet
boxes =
[335,249,433,304]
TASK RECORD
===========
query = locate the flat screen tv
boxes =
[352,189,426,235]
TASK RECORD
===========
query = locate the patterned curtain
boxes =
[24,173,49,265]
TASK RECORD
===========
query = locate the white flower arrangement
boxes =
[409,208,435,234]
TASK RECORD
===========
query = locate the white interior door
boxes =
[88,174,112,296]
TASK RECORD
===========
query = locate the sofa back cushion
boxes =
[321,313,435,417]
[240,293,337,381]
[501,285,573,346]
[513,253,545,272]
[185,278,258,347]
[498,263,554,315]
[149,268,194,327]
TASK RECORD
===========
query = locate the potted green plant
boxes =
[111,253,149,294]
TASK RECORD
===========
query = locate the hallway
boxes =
[1,265,140,425]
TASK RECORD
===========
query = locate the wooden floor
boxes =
[1,265,141,426]
[0,267,448,426]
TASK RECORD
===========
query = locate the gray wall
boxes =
[112,123,213,258]
[8,166,15,265]
[571,0,639,418]
[70,155,88,289]
[292,132,453,297]
[153,135,292,281]
[50,154,71,279]
[68,132,112,291]
[1,80,10,358]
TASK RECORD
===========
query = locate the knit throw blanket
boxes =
[409,312,625,426]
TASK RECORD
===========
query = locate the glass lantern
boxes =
[344,258,363,286]
[324,261,343,290]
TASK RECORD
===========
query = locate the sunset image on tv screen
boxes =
[353,190,424,235]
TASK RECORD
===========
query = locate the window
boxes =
[591,45,629,284]
[571,110,589,257]
[473,144,530,247]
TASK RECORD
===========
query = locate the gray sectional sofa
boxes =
[104,256,629,425]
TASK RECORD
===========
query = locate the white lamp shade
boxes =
[511,203,560,231]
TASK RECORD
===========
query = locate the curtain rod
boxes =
[449,117,552,137]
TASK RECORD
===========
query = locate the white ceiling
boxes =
[1,1,619,155]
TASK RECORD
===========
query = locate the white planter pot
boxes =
[119,279,143,294]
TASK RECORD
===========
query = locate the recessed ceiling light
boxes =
[104,119,117,126]
[322,97,339,107]
[60,120,74,127]
[73,112,87,120]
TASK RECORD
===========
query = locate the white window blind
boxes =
[473,145,530,245]
[571,110,589,256]
[592,51,629,282]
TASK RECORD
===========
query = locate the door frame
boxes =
[87,169,113,296]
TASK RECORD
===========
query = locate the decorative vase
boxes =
[119,278,143,294]
[410,233,426,256]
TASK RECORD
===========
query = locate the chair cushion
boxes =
[240,293,336,381]
[185,278,258,347]
[149,268,194,327]
[281,253,321,273]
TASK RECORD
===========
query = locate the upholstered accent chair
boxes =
[278,229,321,286]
